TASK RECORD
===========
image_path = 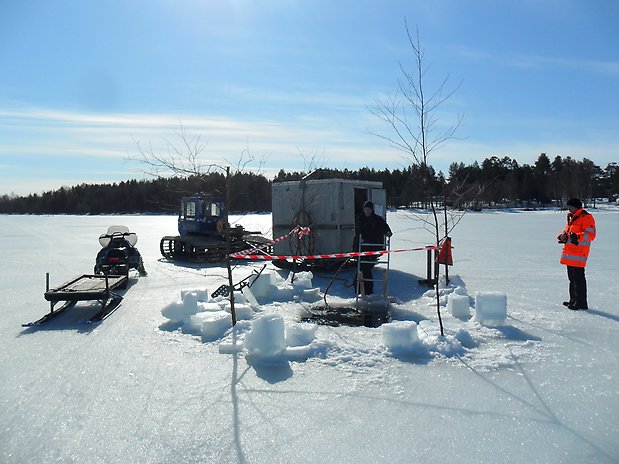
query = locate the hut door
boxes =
[371,188,387,218]
[354,188,368,219]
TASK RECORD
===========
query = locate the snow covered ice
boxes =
[1,207,619,463]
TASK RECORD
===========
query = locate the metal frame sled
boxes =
[22,273,128,327]
[211,264,267,298]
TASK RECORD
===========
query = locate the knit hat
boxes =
[566,198,582,209]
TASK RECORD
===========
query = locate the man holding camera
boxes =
[557,198,596,310]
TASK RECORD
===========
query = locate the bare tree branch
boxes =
[129,122,271,327]
[369,20,471,337]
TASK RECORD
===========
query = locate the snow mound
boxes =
[453,327,479,349]
[161,290,204,322]
[160,270,537,372]
[286,322,318,347]
[421,333,465,357]
[160,271,323,358]
[181,289,208,302]
[248,270,321,303]
[382,319,473,359]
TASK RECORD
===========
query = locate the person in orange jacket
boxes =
[557,198,596,310]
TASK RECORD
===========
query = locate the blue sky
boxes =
[1,0,617,195]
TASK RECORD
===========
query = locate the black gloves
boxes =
[558,232,579,245]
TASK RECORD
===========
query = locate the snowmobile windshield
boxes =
[99,231,138,247]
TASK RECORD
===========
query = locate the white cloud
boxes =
[454,46,619,76]
[0,103,408,194]
[2,100,616,196]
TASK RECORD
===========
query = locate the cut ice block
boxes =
[448,293,470,319]
[475,292,507,324]
[382,321,419,352]
[244,314,286,358]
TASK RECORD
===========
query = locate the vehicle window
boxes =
[184,201,197,218]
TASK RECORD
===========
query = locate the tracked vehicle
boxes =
[160,195,271,263]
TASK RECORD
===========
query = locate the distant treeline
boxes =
[1,154,617,214]
[0,172,271,215]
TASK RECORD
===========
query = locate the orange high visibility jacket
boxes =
[559,208,596,268]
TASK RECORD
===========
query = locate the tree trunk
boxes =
[225,167,237,325]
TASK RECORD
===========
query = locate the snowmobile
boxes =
[95,225,147,283]
[160,195,272,263]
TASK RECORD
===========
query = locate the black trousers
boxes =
[567,266,587,308]
[360,262,376,295]
[354,258,377,295]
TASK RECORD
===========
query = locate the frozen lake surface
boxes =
[1,208,618,463]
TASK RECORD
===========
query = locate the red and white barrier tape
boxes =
[230,245,437,261]
[235,225,311,256]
